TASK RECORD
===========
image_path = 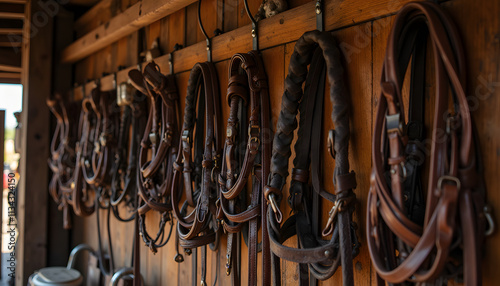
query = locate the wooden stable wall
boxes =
[64,0,500,285]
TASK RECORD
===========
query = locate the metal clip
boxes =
[484,204,495,236]
[322,200,342,236]
[268,193,283,223]
[327,129,335,159]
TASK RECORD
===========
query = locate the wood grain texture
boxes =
[61,0,197,63]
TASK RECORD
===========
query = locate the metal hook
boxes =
[169,43,183,75]
[315,0,324,32]
[243,0,258,51]
[197,0,212,62]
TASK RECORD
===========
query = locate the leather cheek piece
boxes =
[226,83,249,106]
[335,171,357,195]
[291,168,309,183]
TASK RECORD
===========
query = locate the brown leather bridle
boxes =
[264,30,359,286]
[171,61,222,286]
[367,2,492,284]
[128,62,180,253]
[47,93,81,229]
[216,50,272,286]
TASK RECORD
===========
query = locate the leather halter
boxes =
[128,62,180,253]
[171,61,222,286]
[216,51,271,286]
[264,30,359,285]
[367,2,491,284]
[47,94,81,229]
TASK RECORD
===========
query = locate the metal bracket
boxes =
[316,0,324,32]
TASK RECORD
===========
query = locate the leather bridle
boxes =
[128,62,180,253]
[264,30,359,285]
[171,61,222,286]
[367,2,492,285]
[216,50,271,286]
[110,81,147,222]
[47,94,81,229]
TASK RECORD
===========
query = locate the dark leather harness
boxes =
[47,94,81,229]
[264,30,359,286]
[128,62,180,253]
[171,61,222,286]
[367,2,491,284]
[216,50,272,286]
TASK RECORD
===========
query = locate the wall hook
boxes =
[198,0,212,62]
[316,0,324,32]
[244,0,259,51]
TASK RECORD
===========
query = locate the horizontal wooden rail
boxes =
[0,0,26,3]
[0,64,22,72]
[0,71,20,78]
[71,0,415,98]
[61,0,197,63]
[0,12,24,19]
[0,28,22,34]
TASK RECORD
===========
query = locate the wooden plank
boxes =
[15,0,52,283]
[0,64,22,73]
[74,0,113,37]
[184,3,197,47]
[0,72,20,78]
[0,12,24,20]
[0,28,22,34]
[0,42,21,47]
[0,47,21,67]
[0,0,26,4]
[61,0,197,63]
[442,1,500,284]
[71,0,416,95]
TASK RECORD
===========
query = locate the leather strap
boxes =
[367,2,490,284]
[265,30,359,285]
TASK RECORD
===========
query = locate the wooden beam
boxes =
[0,42,21,47]
[61,0,197,63]
[0,12,24,19]
[0,64,21,72]
[73,0,112,35]
[16,0,52,283]
[0,72,20,78]
[0,0,26,4]
[0,28,22,34]
[72,0,416,96]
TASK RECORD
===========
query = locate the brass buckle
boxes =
[248,125,260,143]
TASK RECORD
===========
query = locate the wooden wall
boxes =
[66,0,500,285]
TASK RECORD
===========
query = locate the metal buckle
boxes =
[248,125,260,141]
[149,133,158,145]
[327,129,335,159]
[386,113,403,135]
[484,204,495,236]
[436,175,461,196]
[181,130,190,143]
